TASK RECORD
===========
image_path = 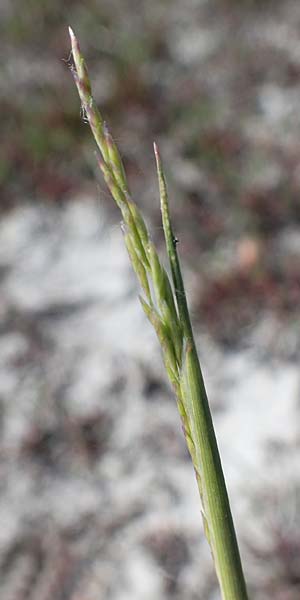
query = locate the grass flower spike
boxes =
[69,27,249,600]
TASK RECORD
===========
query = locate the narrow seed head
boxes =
[124,233,152,303]
[147,242,163,302]
[69,27,92,97]
[139,297,178,383]
[97,155,129,214]
[127,202,149,249]
[104,127,128,192]
[70,32,249,599]
[153,141,160,162]
[68,26,75,41]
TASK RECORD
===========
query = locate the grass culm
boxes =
[69,27,249,600]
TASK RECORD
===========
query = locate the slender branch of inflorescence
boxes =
[69,27,249,600]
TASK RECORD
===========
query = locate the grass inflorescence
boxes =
[69,26,249,600]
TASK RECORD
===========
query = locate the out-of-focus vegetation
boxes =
[2,1,300,344]
[1,1,172,204]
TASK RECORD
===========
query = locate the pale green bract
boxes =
[69,26,249,600]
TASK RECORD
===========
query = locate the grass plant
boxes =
[69,27,249,600]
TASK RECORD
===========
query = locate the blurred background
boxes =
[1,0,300,598]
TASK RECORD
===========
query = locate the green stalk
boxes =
[68,27,249,600]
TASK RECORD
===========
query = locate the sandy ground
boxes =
[0,198,299,599]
